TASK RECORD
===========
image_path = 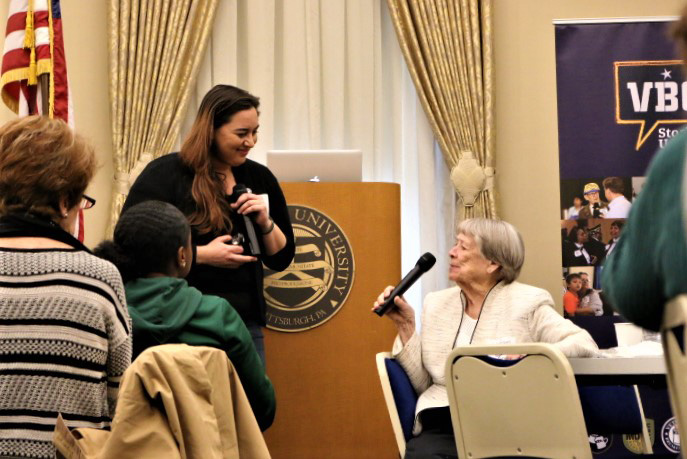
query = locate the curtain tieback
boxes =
[450,151,495,207]
[114,153,154,196]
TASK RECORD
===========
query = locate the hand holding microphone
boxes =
[373,285,415,333]
[373,252,436,317]
[231,184,262,256]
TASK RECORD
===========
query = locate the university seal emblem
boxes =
[263,205,354,332]
[662,417,680,453]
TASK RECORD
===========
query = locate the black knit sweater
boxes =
[122,153,295,325]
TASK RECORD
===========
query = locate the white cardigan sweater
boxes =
[392,281,599,434]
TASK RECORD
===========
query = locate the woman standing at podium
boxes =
[122,85,295,362]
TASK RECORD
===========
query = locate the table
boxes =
[569,356,666,388]
[569,356,665,375]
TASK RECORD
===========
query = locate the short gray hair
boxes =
[456,218,525,284]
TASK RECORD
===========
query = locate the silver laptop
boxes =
[266,150,363,182]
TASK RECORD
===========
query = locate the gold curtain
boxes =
[386,0,496,221]
[107,0,219,235]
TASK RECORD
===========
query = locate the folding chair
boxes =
[375,352,418,458]
[445,343,592,459]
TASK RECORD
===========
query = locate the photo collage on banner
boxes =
[555,18,687,457]
[555,19,687,319]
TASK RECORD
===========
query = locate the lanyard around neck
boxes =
[454,281,500,346]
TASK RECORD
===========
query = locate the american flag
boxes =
[1,0,82,240]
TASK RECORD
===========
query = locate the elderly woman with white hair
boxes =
[373,218,598,458]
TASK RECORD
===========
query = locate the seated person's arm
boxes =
[376,289,432,395]
[575,306,596,316]
[530,291,599,357]
[106,337,132,415]
[587,291,604,315]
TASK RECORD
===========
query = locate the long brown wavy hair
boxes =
[180,85,260,234]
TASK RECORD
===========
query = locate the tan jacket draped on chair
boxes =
[53,344,270,459]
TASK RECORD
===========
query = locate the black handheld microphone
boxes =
[232,184,261,256]
[374,252,436,317]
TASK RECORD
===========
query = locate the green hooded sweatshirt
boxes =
[125,276,276,430]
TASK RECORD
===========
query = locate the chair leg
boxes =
[633,385,654,454]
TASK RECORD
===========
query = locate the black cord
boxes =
[453,280,502,346]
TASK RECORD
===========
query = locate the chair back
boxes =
[445,343,591,459]
[375,352,417,457]
[662,294,687,452]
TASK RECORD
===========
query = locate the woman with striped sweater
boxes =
[0,117,132,459]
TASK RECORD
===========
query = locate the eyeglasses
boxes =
[81,194,96,210]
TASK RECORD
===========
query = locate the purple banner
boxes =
[556,20,682,457]
[556,21,685,179]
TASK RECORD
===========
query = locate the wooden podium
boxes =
[263,182,401,458]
